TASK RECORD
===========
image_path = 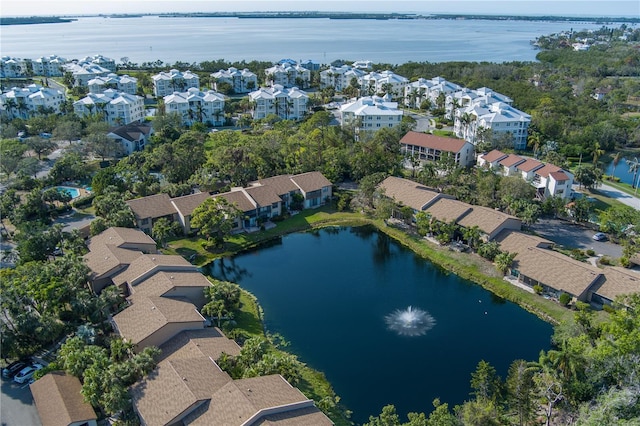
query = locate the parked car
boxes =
[2,360,29,379]
[13,363,43,384]
[593,232,607,241]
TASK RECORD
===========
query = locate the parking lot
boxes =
[1,378,42,426]
[530,218,623,259]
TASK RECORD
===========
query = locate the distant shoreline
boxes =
[1,12,638,26]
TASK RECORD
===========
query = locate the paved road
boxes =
[531,218,622,259]
[1,379,42,426]
[595,182,640,210]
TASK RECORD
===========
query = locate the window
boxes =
[141,218,149,225]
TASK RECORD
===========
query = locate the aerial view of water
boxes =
[0,16,613,65]
[207,226,553,424]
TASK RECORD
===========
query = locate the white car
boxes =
[13,363,43,384]
[592,232,607,241]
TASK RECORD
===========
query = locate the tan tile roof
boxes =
[480,149,507,163]
[130,357,232,426]
[290,171,332,193]
[254,175,299,196]
[112,254,196,287]
[113,296,204,345]
[129,271,212,300]
[171,192,212,218]
[457,206,520,236]
[87,226,157,250]
[425,198,472,223]
[252,406,334,425]
[184,375,314,425]
[591,267,640,302]
[400,131,468,153]
[126,193,177,220]
[83,244,143,278]
[30,372,97,426]
[215,190,256,213]
[499,154,525,167]
[534,164,561,178]
[379,176,444,211]
[158,328,241,362]
[494,230,602,297]
[494,229,553,249]
[516,158,543,173]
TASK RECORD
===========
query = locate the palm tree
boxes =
[591,141,605,166]
[4,98,17,118]
[627,157,640,191]
[610,152,622,180]
[528,131,542,158]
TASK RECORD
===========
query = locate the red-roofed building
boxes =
[498,154,525,176]
[477,149,508,169]
[400,131,475,167]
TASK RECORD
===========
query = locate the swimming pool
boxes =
[55,186,80,199]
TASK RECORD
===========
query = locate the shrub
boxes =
[559,293,571,306]
[599,256,611,265]
[533,284,544,295]
[620,256,631,268]
[602,304,615,313]
[586,249,595,256]
[72,193,95,208]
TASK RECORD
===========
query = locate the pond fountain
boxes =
[385,306,436,337]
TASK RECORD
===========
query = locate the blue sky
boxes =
[1,0,638,17]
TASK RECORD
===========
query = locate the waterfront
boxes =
[0,16,614,64]
[207,226,553,424]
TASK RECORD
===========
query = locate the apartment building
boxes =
[164,87,227,127]
[264,63,311,88]
[359,70,409,98]
[88,73,138,95]
[152,69,200,97]
[0,84,66,119]
[319,65,365,92]
[73,89,145,126]
[248,85,309,120]
[31,54,67,77]
[210,67,258,94]
[340,95,403,139]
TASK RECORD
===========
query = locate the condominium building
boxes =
[264,63,310,89]
[31,54,67,77]
[0,56,29,78]
[63,62,112,87]
[164,87,227,127]
[0,84,66,119]
[73,89,145,126]
[210,67,258,94]
[404,76,463,110]
[359,70,409,99]
[88,73,138,95]
[319,65,365,92]
[340,95,403,139]
[78,54,117,72]
[152,69,200,97]
[248,85,309,120]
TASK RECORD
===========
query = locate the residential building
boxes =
[400,131,475,167]
[320,65,365,92]
[588,267,640,308]
[300,59,320,71]
[210,67,258,94]
[0,56,29,78]
[340,95,403,140]
[106,122,153,156]
[495,230,602,302]
[378,176,453,213]
[264,63,310,88]
[248,85,309,120]
[478,150,574,200]
[110,254,199,295]
[63,62,112,87]
[126,193,179,234]
[30,372,98,426]
[31,54,67,77]
[73,89,145,126]
[359,70,409,98]
[164,87,226,127]
[127,270,212,309]
[0,84,66,119]
[404,76,462,109]
[289,171,333,209]
[352,60,373,70]
[152,69,200,97]
[454,100,531,150]
[170,192,212,235]
[78,54,116,72]
[87,73,138,95]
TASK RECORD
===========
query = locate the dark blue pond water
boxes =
[207,226,552,424]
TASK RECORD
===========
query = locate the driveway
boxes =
[530,218,622,259]
[1,379,42,426]
[594,182,640,209]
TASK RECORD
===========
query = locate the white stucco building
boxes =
[88,73,138,95]
[404,76,463,110]
[340,95,403,140]
[248,85,309,120]
[0,57,29,78]
[264,63,311,89]
[359,70,409,99]
[210,67,258,94]
[164,88,227,127]
[319,65,365,92]
[78,54,117,72]
[73,89,145,126]
[63,62,112,87]
[152,69,200,97]
[31,55,67,77]
[0,84,66,119]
